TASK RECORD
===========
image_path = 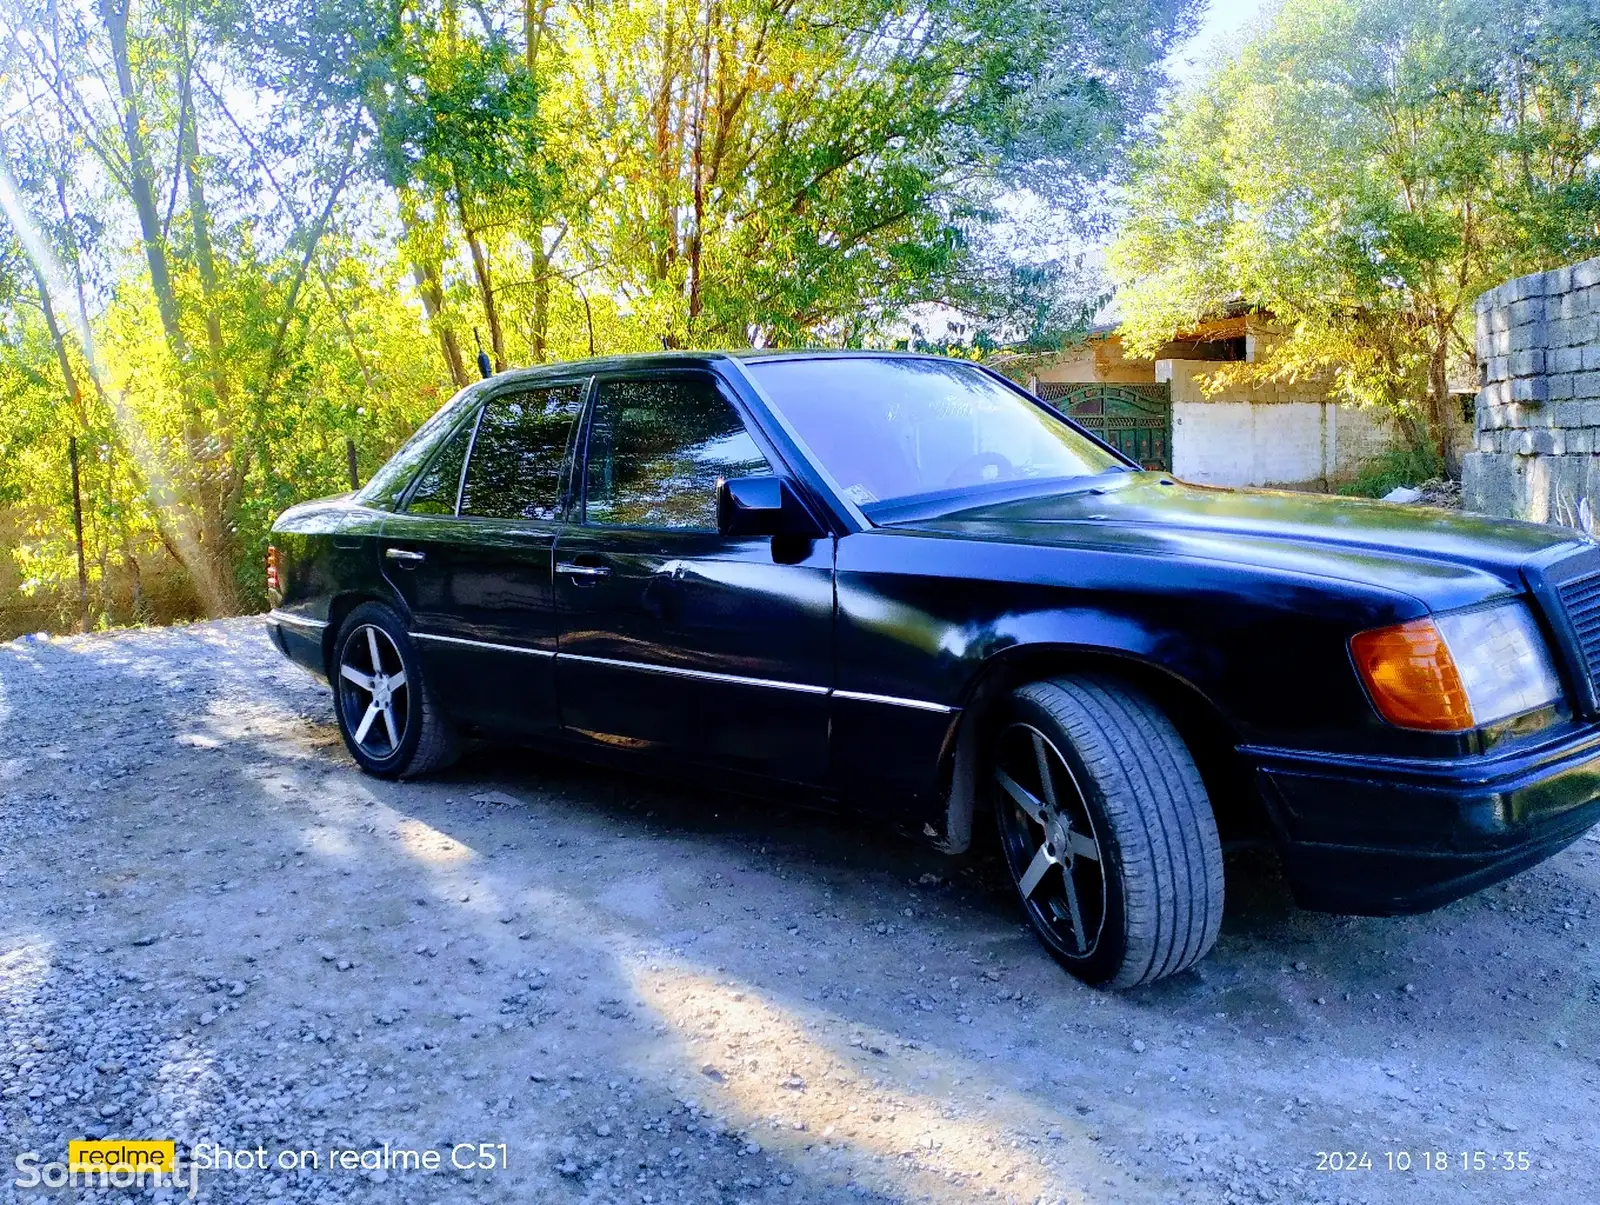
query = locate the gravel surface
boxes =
[2,617,1599,1204]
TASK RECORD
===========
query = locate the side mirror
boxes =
[716,476,824,538]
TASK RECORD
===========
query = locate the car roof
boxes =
[478,348,977,384]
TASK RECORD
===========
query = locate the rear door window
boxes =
[358,399,474,510]
[460,383,588,521]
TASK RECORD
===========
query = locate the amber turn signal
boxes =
[266,545,280,592]
[1350,618,1475,731]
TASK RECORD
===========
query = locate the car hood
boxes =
[884,473,1586,609]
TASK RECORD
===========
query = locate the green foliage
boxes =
[1337,446,1446,499]
[0,0,1196,630]
[1110,0,1600,464]
[381,33,544,201]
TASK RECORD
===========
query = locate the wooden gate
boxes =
[1036,382,1173,472]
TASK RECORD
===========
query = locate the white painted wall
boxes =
[1172,401,1396,487]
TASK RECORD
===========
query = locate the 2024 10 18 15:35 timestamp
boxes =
[1315,1150,1533,1173]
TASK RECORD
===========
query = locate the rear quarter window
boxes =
[356,398,479,510]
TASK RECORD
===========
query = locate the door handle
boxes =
[385,547,426,565]
[557,561,611,579]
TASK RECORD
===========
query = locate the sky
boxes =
[1168,0,1278,85]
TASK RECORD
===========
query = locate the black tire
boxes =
[990,675,1223,988]
[331,602,458,779]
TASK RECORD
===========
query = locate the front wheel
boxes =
[331,602,458,779]
[991,676,1223,988]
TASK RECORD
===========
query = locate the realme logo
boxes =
[66,1140,176,1173]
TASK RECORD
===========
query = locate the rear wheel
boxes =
[332,602,457,778]
[992,676,1223,988]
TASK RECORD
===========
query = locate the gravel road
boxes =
[2,618,1598,1205]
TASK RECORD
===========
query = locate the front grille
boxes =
[1557,569,1600,693]
[1536,547,1600,714]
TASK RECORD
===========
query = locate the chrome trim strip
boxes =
[268,610,328,632]
[559,651,830,695]
[412,631,556,658]
[403,629,954,712]
[456,403,487,516]
[832,689,956,714]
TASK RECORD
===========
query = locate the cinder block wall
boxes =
[1161,359,1401,488]
[1463,258,1600,523]
[1171,400,1396,488]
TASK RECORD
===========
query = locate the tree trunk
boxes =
[398,196,470,388]
[181,101,228,396]
[181,102,241,609]
[27,264,87,422]
[125,546,146,623]
[100,0,188,360]
[411,262,470,388]
[89,8,243,614]
[456,189,506,370]
[319,269,376,391]
[686,3,715,331]
[524,0,552,74]
[653,11,679,282]
[1428,328,1458,478]
[531,242,550,362]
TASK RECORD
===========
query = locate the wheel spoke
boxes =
[1031,731,1061,811]
[1068,830,1099,863]
[1016,844,1055,899]
[366,627,383,674]
[387,669,407,691]
[381,703,399,749]
[995,768,1047,825]
[340,663,374,691]
[353,702,381,743]
[1058,867,1088,951]
[999,722,1102,959]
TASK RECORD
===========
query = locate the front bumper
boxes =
[1250,725,1600,914]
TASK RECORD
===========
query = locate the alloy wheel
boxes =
[337,624,410,760]
[994,722,1107,959]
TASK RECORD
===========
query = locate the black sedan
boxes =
[266,351,1600,987]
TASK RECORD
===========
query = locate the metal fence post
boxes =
[68,435,89,633]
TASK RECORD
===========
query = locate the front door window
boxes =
[583,377,772,529]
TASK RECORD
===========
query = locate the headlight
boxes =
[1351,602,1563,731]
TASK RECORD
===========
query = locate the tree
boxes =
[231,0,1201,352]
[549,0,1198,348]
[1110,0,1600,472]
[0,0,1200,631]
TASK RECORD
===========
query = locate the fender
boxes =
[831,526,1406,847]
[936,638,1242,853]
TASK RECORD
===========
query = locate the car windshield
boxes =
[745,356,1126,508]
